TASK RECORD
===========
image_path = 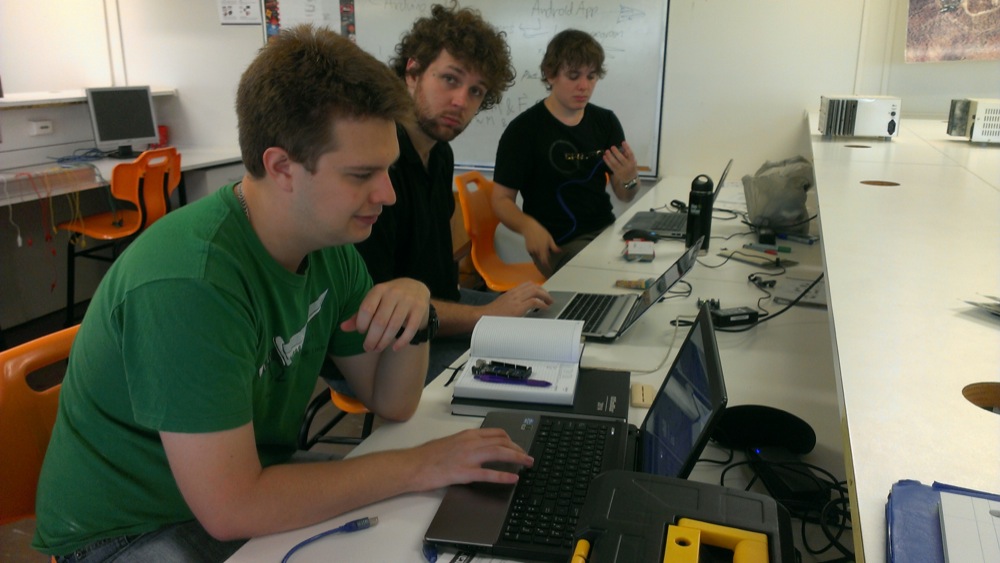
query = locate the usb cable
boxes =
[281,516,378,563]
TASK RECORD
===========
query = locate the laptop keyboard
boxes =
[558,293,615,333]
[500,417,612,551]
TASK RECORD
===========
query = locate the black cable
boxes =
[715,273,824,333]
[697,443,734,465]
[747,271,784,316]
[720,229,755,241]
[712,208,742,220]
[752,458,853,560]
[716,450,854,561]
[819,497,854,559]
[443,361,466,387]
[718,459,754,488]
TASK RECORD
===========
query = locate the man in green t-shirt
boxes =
[33,24,532,562]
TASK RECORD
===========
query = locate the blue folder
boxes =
[886,480,1000,563]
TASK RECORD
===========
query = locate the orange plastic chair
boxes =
[0,324,79,526]
[454,171,547,291]
[57,147,182,326]
[298,389,374,450]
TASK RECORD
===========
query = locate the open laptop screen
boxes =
[638,304,726,478]
[621,237,702,331]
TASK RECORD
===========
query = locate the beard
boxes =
[412,85,468,142]
[416,111,466,143]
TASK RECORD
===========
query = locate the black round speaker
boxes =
[711,404,816,454]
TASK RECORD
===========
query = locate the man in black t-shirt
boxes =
[493,29,641,277]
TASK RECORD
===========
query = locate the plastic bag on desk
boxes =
[741,156,814,235]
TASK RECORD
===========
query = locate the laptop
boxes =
[622,158,733,238]
[526,236,702,341]
[425,303,728,562]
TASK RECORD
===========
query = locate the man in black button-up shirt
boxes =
[355,3,552,384]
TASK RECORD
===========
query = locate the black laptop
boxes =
[622,158,733,238]
[425,303,728,562]
[526,236,702,340]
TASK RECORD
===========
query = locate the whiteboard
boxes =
[264,0,669,175]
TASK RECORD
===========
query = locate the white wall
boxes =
[4,0,997,177]
[0,2,112,92]
[0,0,258,153]
[659,1,865,177]
[660,0,999,178]
[114,1,260,149]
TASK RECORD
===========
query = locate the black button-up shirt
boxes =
[354,124,460,302]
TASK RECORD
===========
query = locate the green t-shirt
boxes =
[33,184,371,555]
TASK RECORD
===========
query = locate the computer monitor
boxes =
[85,86,159,160]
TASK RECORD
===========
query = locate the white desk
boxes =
[0,145,241,207]
[0,145,242,343]
[807,114,1000,563]
[229,174,844,562]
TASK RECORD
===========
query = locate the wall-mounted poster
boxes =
[906,0,1000,62]
[261,1,356,43]
[219,0,263,25]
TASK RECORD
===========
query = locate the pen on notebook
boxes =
[474,374,552,387]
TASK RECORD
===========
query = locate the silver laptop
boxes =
[527,236,702,341]
[622,158,733,238]
[425,304,728,562]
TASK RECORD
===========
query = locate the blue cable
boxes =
[422,541,439,562]
[554,157,608,243]
[280,516,378,563]
[50,148,109,164]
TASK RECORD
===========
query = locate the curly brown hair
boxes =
[237,24,414,178]
[540,29,607,91]
[389,2,515,112]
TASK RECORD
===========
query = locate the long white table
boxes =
[807,114,1000,563]
[229,173,844,561]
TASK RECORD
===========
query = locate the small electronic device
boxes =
[471,360,531,380]
[86,86,160,159]
[947,98,1000,144]
[710,306,759,327]
[624,240,655,262]
[819,95,900,139]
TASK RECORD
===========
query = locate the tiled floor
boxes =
[0,305,375,561]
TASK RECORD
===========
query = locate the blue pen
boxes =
[777,233,817,245]
[474,374,552,387]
